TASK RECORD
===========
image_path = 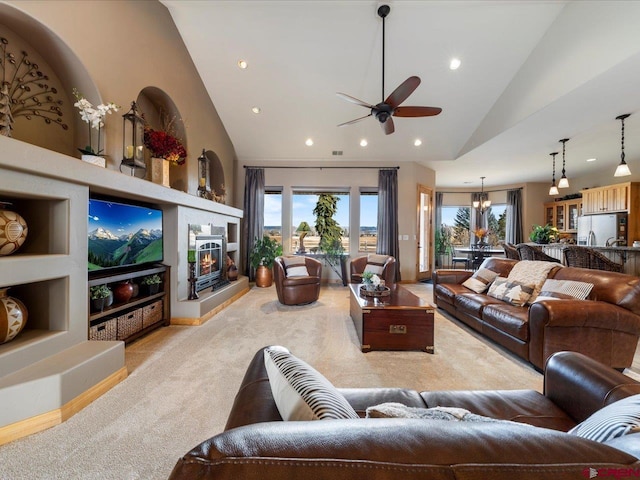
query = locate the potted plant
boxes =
[529,224,559,244]
[90,284,112,312]
[249,235,283,287]
[140,274,162,295]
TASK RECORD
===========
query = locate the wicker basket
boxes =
[142,300,163,329]
[116,309,143,340]
[89,318,118,341]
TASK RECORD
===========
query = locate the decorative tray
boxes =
[359,285,391,298]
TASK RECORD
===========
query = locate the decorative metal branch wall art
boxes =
[0,36,68,137]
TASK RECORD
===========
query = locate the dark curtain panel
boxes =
[506,189,523,244]
[377,169,401,281]
[435,192,443,233]
[242,168,265,280]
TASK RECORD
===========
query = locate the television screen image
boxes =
[88,198,163,271]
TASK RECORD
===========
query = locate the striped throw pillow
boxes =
[568,394,640,442]
[532,278,593,303]
[264,346,359,421]
[462,267,499,293]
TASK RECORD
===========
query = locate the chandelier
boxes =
[473,176,491,213]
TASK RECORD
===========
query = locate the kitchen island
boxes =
[538,244,640,276]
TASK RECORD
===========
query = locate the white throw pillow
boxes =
[282,256,305,268]
[286,265,309,277]
[263,346,359,421]
[507,260,562,304]
[364,263,384,275]
[487,277,535,307]
[532,278,594,303]
[569,394,640,442]
[462,267,499,293]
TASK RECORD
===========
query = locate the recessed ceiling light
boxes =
[450,58,461,70]
[360,139,368,147]
[587,158,597,162]
[251,106,261,114]
[414,139,422,146]
[237,60,248,69]
[305,138,313,146]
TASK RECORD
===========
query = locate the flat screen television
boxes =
[88,197,163,271]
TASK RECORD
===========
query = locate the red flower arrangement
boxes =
[143,127,187,166]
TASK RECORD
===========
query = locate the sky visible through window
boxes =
[264,193,378,228]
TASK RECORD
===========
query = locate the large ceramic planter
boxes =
[255,265,273,288]
[0,202,28,256]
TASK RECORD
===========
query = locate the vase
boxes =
[228,264,238,281]
[0,287,28,344]
[150,157,170,187]
[0,202,28,256]
[113,281,134,303]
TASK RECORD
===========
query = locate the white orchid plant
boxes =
[73,88,120,156]
[361,272,382,288]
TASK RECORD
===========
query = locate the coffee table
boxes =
[349,283,435,353]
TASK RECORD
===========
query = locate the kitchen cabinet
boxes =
[543,198,582,233]
[580,182,640,245]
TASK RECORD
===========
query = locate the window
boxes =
[359,190,378,252]
[291,191,349,254]
[264,189,282,243]
[485,204,506,244]
[441,206,471,247]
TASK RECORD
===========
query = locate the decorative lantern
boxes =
[197,149,210,197]
[119,101,146,176]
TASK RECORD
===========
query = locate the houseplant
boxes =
[72,88,119,161]
[141,274,162,295]
[90,284,113,312]
[249,235,282,287]
[529,224,559,244]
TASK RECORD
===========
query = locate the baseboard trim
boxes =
[0,366,128,446]
[171,287,250,326]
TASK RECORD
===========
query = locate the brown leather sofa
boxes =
[350,254,396,285]
[433,257,640,371]
[169,348,640,479]
[273,256,322,305]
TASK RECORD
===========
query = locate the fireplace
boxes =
[195,234,227,291]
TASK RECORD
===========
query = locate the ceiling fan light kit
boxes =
[336,4,442,135]
[614,113,632,177]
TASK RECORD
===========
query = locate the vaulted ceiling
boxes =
[161,0,640,189]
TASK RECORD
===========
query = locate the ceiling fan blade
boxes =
[381,117,395,135]
[384,76,421,108]
[336,92,375,109]
[337,114,372,127]
[394,106,442,117]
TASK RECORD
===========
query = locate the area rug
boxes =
[0,283,543,479]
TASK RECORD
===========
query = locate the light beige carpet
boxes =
[0,283,547,479]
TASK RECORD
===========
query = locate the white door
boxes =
[417,185,433,280]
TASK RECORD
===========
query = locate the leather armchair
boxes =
[273,256,322,305]
[350,254,396,286]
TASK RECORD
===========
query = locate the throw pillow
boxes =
[462,267,500,293]
[364,254,389,276]
[286,265,309,277]
[507,260,562,303]
[532,278,594,303]
[365,402,513,424]
[282,256,306,268]
[364,263,384,275]
[568,394,640,442]
[487,277,534,307]
[263,346,359,421]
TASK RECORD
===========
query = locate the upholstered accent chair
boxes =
[273,256,322,305]
[350,254,396,285]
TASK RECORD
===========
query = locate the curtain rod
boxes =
[243,165,399,170]
[438,187,523,194]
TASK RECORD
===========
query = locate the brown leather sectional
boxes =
[168,348,640,479]
[433,257,640,371]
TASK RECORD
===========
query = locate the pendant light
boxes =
[614,113,632,177]
[472,176,491,212]
[558,138,570,188]
[549,152,559,195]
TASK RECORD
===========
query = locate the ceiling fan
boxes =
[337,4,442,135]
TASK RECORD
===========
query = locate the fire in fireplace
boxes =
[195,234,227,291]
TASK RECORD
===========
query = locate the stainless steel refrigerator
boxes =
[576,213,628,246]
